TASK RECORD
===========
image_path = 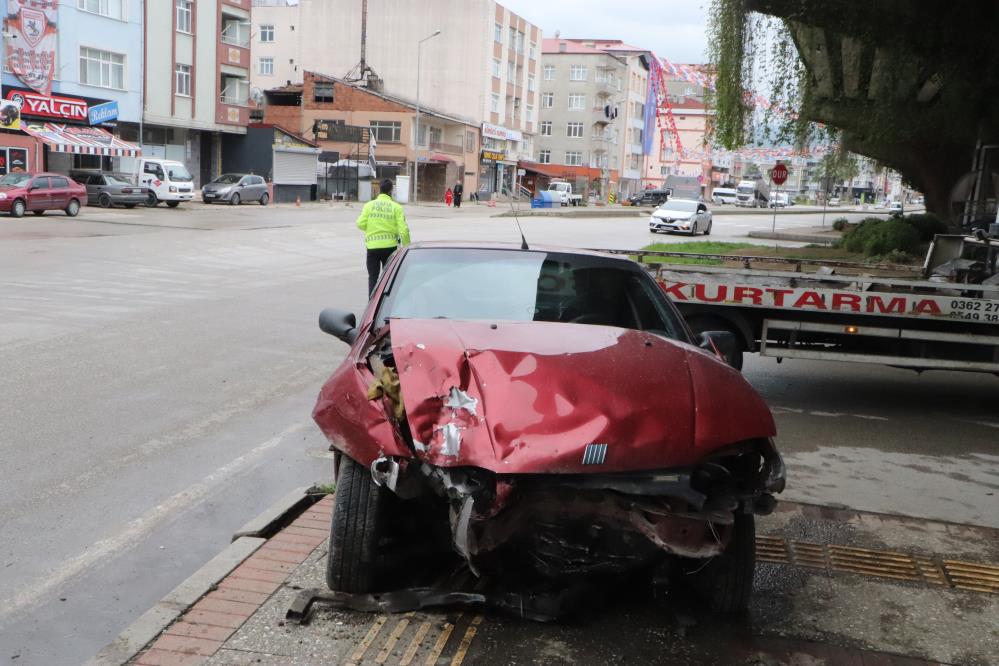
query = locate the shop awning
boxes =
[20,123,141,157]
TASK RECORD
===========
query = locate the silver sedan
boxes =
[649,199,713,235]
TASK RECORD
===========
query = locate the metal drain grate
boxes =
[755,537,999,594]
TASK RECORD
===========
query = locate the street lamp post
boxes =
[413,29,441,203]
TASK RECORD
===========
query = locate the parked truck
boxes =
[610,233,999,373]
[548,181,582,206]
[736,178,769,208]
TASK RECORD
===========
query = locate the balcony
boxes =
[221,21,250,48]
[429,141,464,155]
[594,77,615,94]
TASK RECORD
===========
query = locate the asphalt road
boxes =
[0,201,993,665]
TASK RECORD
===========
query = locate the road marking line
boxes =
[348,614,388,664]
[375,613,412,664]
[424,613,461,666]
[0,420,313,625]
[449,615,484,666]
[399,620,433,666]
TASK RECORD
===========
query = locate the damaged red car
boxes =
[313,242,785,612]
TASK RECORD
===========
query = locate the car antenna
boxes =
[507,186,529,249]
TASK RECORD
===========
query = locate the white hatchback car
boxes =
[650,199,713,235]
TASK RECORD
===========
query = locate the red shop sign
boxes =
[4,89,88,122]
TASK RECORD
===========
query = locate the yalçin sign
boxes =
[4,89,87,122]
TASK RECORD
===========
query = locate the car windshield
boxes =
[212,174,243,184]
[375,248,687,340]
[660,199,699,213]
[167,164,193,182]
[0,173,32,186]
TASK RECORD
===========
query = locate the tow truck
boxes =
[600,232,999,373]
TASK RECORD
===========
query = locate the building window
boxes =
[565,151,582,166]
[538,150,551,164]
[78,0,124,20]
[529,43,536,59]
[369,120,401,143]
[314,81,334,103]
[492,58,501,78]
[543,65,555,81]
[494,22,502,42]
[429,126,442,146]
[258,57,274,76]
[569,65,587,81]
[527,75,535,92]
[568,93,585,110]
[174,64,191,96]
[175,0,192,33]
[539,121,552,136]
[541,92,554,108]
[490,93,500,113]
[79,47,125,89]
[516,31,525,54]
[507,60,515,81]
[466,130,475,152]
[220,75,248,105]
[566,122,583,138]
[260,24,274,43]
[526,105,534,122]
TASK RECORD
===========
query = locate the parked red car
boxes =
[0,172,88,218]
[313,242,785,613]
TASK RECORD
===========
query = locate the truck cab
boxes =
[133,158,195,207]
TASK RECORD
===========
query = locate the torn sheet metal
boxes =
[435,422,463,457]
[444,387,478,416]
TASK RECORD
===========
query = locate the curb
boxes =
[87,486,322,666]
[748,231,838,244]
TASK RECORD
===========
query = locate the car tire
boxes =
[65,199,81,217]
[259,193,269,206]
[146,192,158,207]
[230,193,240,206]
[166,201,181,208]
[99,193,112,208]
[686,512,755,613]
[326,456,386,593]
[11,199,25,218]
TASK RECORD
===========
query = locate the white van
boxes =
[711,187,737,205]
[133,158,195,207]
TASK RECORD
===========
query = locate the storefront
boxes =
[478,149,506,197]
[0,87,140,175]
[221,124,319,203]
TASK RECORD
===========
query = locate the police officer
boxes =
[357,178,411,296]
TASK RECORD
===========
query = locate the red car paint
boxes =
[313,317,774,473]
[0,172,88,215]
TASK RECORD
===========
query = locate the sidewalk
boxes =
[92,493,999,665]
[748,225,843,244]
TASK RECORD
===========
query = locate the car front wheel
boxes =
[685,512,755,613]
[326,456,386,593]
[65,199,81,217]
[11,199,25,218]
[230,193,240,206]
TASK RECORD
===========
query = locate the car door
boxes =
[251,176,266,200]
[27,177,50,210]
[49,176,71,208]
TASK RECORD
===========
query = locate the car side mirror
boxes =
[698,330,738,367]
[319,308,358,344]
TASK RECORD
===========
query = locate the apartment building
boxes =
[0,1,143,174]
[250,0,301,91]
[262,0,541,197]
[140,0,253,186]
[534,39,625,199]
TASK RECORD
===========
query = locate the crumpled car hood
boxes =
[389,318,774,474]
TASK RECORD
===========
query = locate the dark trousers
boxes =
[366,246,396,296]
[454,193,462,208]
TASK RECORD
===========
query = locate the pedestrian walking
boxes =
[445,187,453,207]
[453,180,464,208]
[357,178,410,296]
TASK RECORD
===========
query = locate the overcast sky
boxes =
[500,0,711,64]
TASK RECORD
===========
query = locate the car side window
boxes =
[31,177,50,190]
[51,177,69,188]
[253,176,264,185]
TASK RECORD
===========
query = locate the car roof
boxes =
[405,241,636,263]
[661,198,700,205]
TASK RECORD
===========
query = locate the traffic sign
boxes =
[770,163,789,186]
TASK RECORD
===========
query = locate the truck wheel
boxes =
[684,513,755,613]
[146,192,159,207]
[326,456,386,593]
[166,201,181,208]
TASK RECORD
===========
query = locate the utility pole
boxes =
[413,29,441,203]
